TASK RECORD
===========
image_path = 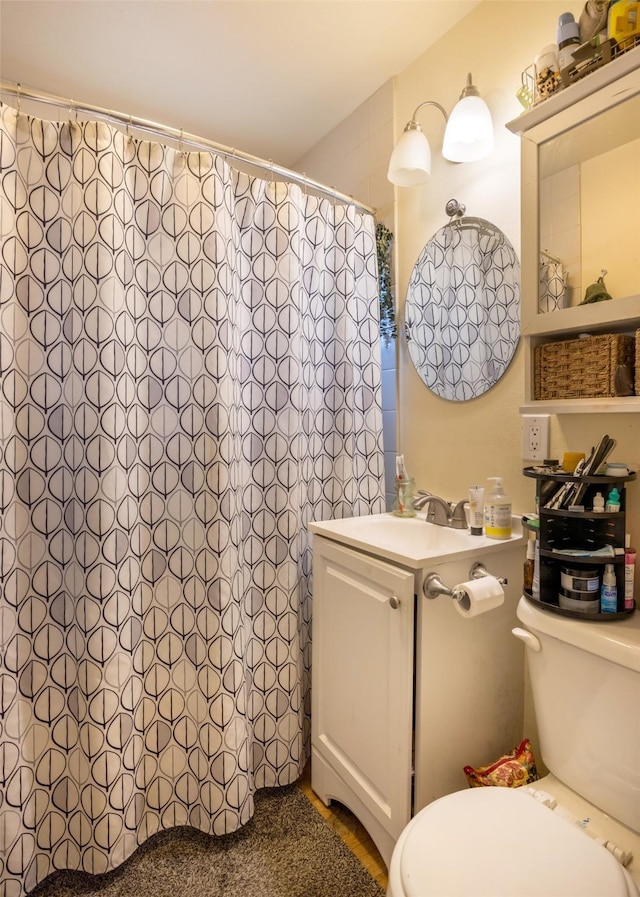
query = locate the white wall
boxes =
[298,1,640,546]
[391,0,640,550]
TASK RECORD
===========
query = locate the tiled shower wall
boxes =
[294,79,397,508]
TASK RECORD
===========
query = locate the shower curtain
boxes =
[0,103,385,895]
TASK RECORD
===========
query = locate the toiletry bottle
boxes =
[625,534,636,610]
[532,538,540,600]
[484,477,512,540]
[600,563,618,613]
[524,538,535,593]
[592,492,605,512]
[557,12,581,70]
[468,485,485,536]
[605,487,621,512]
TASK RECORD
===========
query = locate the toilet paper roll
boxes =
[454,575,504,618]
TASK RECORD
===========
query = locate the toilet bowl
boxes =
[387,597,640,897]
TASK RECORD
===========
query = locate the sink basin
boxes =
[308,512,523,569]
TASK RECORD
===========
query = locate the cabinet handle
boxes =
[389,595,400,610]
[512,627,541,652]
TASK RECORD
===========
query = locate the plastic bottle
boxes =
[524,539,535,592]
[600,564,618,613]
[592,492,605,512]
[605,487,621,512]
[532,538,540,600]
[484,477,512,540]
[557,12,581,70]
[625,534,636,611]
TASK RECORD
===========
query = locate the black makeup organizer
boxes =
[523,465,636,620]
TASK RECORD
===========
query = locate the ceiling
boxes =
[0,0,480,169]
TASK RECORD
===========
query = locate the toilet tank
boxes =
[516,597,640,834]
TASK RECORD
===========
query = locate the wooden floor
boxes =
[298,763,389,892]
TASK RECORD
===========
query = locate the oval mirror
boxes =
[405,213,520,401]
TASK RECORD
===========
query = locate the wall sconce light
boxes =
[387,74,493,186]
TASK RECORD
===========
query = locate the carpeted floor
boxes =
[30,785,386,897]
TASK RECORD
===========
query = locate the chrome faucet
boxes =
[412,491,469,529]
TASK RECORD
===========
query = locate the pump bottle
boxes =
[484,477,512,540]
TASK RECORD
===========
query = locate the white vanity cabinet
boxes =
[309,515,527,868]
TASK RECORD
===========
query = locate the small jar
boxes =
[392,477,416,518]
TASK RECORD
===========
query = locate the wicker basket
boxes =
[534,334,635,400]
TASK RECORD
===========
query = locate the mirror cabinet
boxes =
[507,46,640,413]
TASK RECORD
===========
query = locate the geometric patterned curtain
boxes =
[0,103,385,896]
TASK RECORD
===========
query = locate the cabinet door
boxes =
[311,536,415,841]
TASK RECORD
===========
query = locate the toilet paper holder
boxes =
[470,562,508,586]
[423,563,507,601]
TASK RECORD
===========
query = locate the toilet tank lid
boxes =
[517,597,640,672]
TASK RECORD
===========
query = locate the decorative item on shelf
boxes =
[375,222,396,346]
[538,249,566,313]
[579,268,612,305]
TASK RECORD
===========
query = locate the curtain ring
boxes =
[179,129,184,154]
[126,114,132,139]
[16,82,21,114]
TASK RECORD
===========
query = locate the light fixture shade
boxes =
[387,128,432,186]
[442,94,493,163]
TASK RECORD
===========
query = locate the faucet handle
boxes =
[451,498,470,529]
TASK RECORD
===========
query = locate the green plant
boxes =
[376,222,396,345]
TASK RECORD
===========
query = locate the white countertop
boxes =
[308,512,524,570]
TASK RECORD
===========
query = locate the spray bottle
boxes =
[484,477,512,540]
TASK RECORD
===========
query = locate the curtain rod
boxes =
[0,81,376,216]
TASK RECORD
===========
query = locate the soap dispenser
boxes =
[484,477,512,540]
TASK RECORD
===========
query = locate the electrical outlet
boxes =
[522,414,550,461]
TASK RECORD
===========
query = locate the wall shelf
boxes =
[509,49,640,415]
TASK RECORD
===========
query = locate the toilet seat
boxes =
[389,787,638,897]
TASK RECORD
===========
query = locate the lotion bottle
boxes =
[484,477,512,540]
